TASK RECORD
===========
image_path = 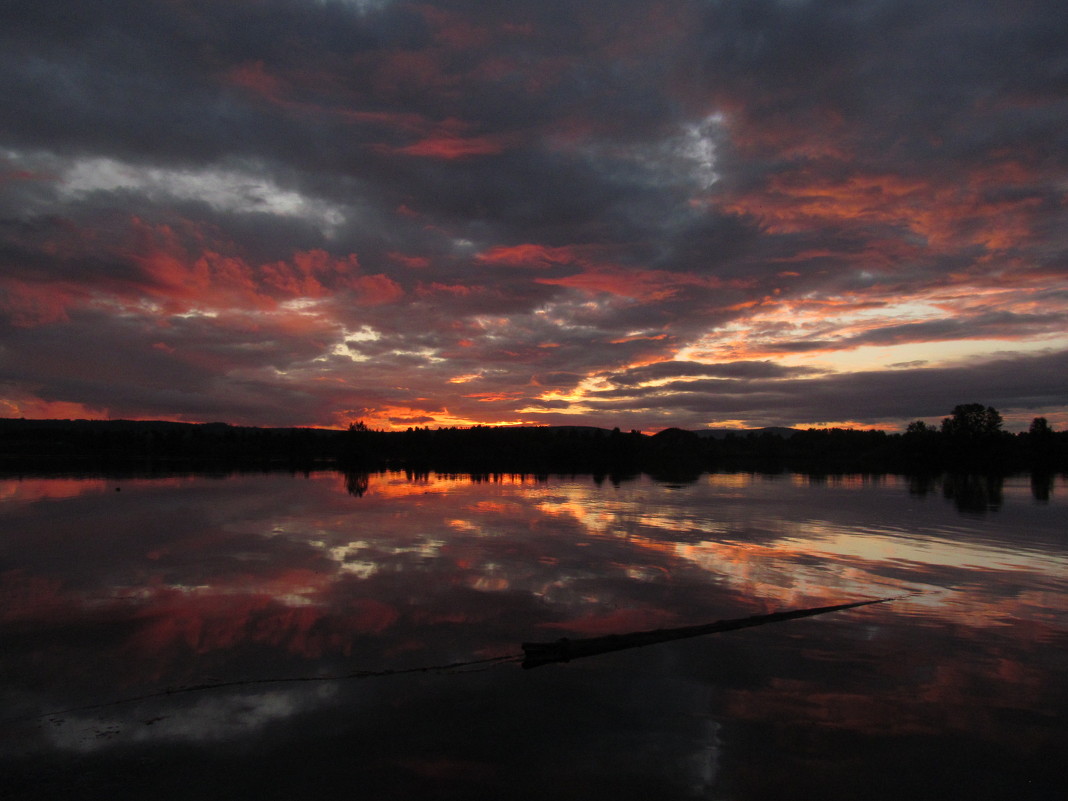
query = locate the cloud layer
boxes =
[2,0,1066,430]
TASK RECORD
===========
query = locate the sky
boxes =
[1,0,1066,432]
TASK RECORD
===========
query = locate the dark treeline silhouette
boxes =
[1,404,1065,477]
[343,424,648,477]
[0,418,346,473]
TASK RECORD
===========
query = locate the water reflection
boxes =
[940,472,1004,513]
[1031,471,1054,502]
[1,470,1066,800]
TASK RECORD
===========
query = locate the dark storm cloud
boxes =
[1,0,1066,428]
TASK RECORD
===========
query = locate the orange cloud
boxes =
[462,391,526,403]
[610,333,668,345]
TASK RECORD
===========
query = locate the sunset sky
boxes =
[2,0,1066,432]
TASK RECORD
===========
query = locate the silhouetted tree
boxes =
[1029,417,1052,438]
[901,419,941,469]
[938,404,1012,469]
[941,404,1003,439]
[1025,416,1057,467]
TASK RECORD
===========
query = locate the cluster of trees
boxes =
[899,404,1061,470]
[705,405,1063,473]
[1,404,1064,476]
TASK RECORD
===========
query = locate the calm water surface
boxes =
[2,470,1066,800]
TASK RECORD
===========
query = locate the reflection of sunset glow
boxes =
[0,477,109,502]
[0,467,1065,798]
[535,499,617,535]
[0,476,201,502]
[4,471,1067,669]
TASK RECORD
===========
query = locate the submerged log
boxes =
[521,597,897,669]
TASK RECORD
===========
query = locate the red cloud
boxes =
[125,584,399,660]
[368,49,451,95]
[260,250,361,297]
[352,273,404,305]
[388,251,430,269]
[0,279,84,326]
[416,281,475,297]
[224,60,285,101]
[476,243,584,267]
[419,5,491,49]
[538,267,736,301]
[0,167,54,184]
[390,134,506,159]
[721,160,1049,254]
[124,223,396,311]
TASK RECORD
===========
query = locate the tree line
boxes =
[0,403,1064,476]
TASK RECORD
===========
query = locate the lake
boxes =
[2,469,1066,800]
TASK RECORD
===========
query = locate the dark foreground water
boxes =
[1,470,1065,800]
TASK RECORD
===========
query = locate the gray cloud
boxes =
[1,0,1066,429]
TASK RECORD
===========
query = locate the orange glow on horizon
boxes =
[0,395,110,421]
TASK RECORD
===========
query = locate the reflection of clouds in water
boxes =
[2,471,1065,799]
[522,476,1068,628]
[688,719,723,796]
[44,685,338,754]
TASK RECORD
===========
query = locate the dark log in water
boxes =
[11,598,904,722]
[521,597,900,669]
